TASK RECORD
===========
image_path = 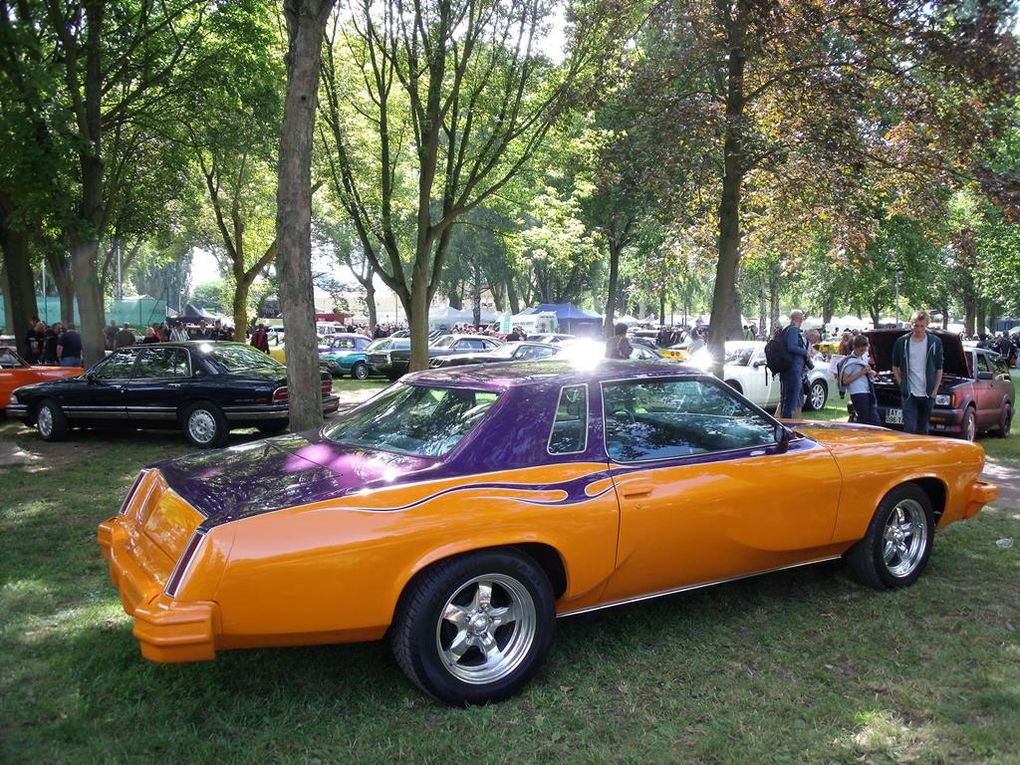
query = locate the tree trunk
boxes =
[708,10,747,375]
[604,239,621,339]
[964,296,976,336]
[507,278,521,315]
[364,282,377,333]
[276,0,335,431]
[977,302,987,335]
[233,278,251,339]
[70,240,107,366]
[472,261,482,327]
[408,276,430,370]
[659,290,666,325]
[0,201,39,354]
[941,305,949,329]
[768,263,780,335]
[757,271,766,337]
[46,252,75,323]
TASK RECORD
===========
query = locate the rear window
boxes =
[203,344,283,372]
[324,383,499,457]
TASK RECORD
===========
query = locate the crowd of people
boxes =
[19,318,83,366]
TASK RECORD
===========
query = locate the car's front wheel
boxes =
[351,361,369,380]
[959,406,977,442]
[181,401,228,448]
[996,403,1012,438]
[391,549,555,706]
[36,399,68,441]
[845,483,934,589]
[804,379,828,411]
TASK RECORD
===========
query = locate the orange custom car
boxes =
[0,346,83,408]
[98,360,997,705]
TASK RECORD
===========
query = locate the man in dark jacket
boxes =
[780,310,810,418]
[115,323,136,349]
[891,309,944,435]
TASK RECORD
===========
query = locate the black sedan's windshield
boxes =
[323,383,499,457]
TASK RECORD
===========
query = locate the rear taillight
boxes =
[273,386,288,401]
[165,529,207,598]
[321,379,332,395]
[118,470,149,515]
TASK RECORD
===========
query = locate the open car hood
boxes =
[156,431,437,525]
[865,329,969,376]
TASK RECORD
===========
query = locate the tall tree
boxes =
[276,0,336,431]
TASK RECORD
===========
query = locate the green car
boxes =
[320,333,375,379]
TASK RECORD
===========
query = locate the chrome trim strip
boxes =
[556,555,843,618]
[164,528,208,599]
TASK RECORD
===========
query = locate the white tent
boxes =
[615,314,642,326]
[428,305,498,329]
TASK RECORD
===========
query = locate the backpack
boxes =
[764,327,792,374]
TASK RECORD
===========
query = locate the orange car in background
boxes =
[98,360,997,705]
[0,346,83,408]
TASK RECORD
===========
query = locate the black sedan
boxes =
[368,334,503,380]
[5,342,340,448]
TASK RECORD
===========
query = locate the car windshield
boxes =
[724,347,755,366]
[323,383,499,457]
[431,336,457,348]
[204,344,283,372]
[367,338,391,352]
[330,336,359,350]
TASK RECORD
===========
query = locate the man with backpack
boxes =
[778,310,810,418]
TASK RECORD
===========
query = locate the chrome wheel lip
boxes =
[188,409,217,444]
[37,406,53,437]
[436,572,537,686]
[882,498,929,578]
[964,412,976,442]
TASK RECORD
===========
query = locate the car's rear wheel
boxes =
[36,399,68,441]
[960,406,977,442]
[845,483,934,589]
[805,379,828,411]
[351,361,369,380]
[391,549,554,706]
[996,403,1012,438]
[181,401,228,448]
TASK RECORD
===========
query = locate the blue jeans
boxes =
[902,394,933,435]
[850,391,880,426]
[60,357,81,367]
[780,370,804,418]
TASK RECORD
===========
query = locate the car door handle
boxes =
[620,481,654,499]
[167,383,181,389]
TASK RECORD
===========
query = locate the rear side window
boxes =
[134,348,190,378]
[548,384,588,454]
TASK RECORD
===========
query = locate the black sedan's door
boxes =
[66,349,138,424]
[123,347,193,426]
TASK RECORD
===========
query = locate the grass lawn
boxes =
[1,375,1018,764]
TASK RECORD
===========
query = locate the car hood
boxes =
[865,329,969,376]
[156,430,438,525]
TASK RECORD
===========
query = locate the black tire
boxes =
[804,379,828,411]
[996,403,1012,438]
[351,361,369,380]
[256,421,289,436]
[35,399,68,441]
[391,549,555,706]
[180,401,229,448]
[725,379,742,394]
[959,406,977,442]
[845,483,935,590]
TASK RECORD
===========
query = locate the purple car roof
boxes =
[401,358,701,392]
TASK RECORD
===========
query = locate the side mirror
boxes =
[753,360,765,368]
[977,371,994,381]
[774,423,791,452]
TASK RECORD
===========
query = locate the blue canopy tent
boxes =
[521,303,603,336]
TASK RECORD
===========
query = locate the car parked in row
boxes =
[428,341,561,368]
[319,333,375,379]
[368,334,503,380]
[0,346,83,409]
[6,342,339,447]
[98,359,997,705]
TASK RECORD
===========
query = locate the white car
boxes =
[687,341,831,411]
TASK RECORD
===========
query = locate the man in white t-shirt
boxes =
[891,310,944,435]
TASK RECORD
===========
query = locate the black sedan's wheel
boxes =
[351,361,369,380]
[36,399,68,441]
[804,379,828,411]
[845,484,934,589]
[959,407,977,442]
[391,549,554,706]
[181,401,228,448]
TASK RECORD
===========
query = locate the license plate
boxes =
[886,408,903,424]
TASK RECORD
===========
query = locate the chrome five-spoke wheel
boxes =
[436,573,537,685]
[391,549,554,705]
[882,498,928,578]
